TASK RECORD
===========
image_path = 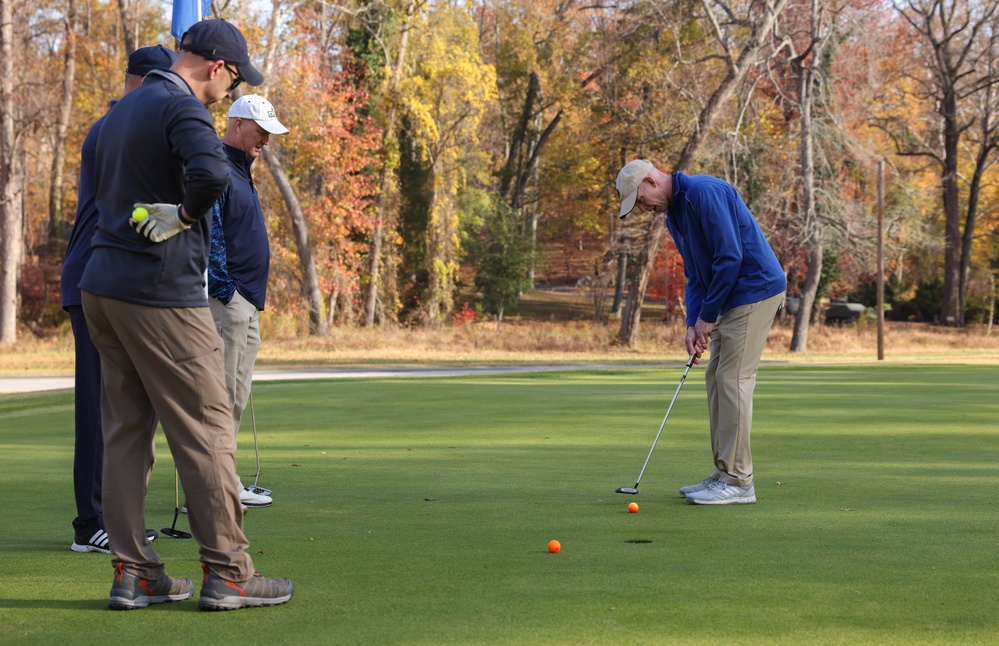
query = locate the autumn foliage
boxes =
[258,4,381,327]
[2,0,998,348]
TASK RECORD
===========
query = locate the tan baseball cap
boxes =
[616,159,654,219]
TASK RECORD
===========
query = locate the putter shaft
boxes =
[617,354,696,494]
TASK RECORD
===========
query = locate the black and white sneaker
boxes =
[71,529,111,554]
[72,528,159,553]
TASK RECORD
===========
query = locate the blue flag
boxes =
[171,0,215,42]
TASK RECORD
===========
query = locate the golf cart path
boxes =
[0,363,674,394]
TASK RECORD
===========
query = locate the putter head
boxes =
[161,527,192,539]
[615,487,639,495]
[247,485,271,496]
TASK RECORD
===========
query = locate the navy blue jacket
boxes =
[80,70,228,307]
[61,102,114,309]
[666,172,786,327]
[208,143,270,311]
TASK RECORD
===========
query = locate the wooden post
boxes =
[877,161,885,361]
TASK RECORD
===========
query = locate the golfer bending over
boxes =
[616,160,786,505]
[208,94,290,510]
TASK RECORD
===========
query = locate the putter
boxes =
[616,353,696,495]
[245,390,271,497]
[162,468,192,539]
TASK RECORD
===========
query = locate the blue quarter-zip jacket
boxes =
[665,172,786,327]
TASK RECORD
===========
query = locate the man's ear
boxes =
[211,59,226,80]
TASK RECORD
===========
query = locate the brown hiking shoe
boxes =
[108,562,194,610]
[198,564,294,611]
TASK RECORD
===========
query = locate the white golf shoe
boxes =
[678,477,717,497]
[685,480,756,505]
[240,487,272,508]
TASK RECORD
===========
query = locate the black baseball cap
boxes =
[180,19,264,87]
[126,45,178,77]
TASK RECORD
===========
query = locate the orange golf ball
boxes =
[547,539,561,553]
[628,502,639,513]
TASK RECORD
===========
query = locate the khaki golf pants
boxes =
[82,292,254,582]
[209,291,261,489]
[706,292,785,487]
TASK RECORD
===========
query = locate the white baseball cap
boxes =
[228,94,289,134]
[616,159,654,219]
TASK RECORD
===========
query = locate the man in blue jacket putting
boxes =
[616,160,786,505]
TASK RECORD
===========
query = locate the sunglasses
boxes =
[223,63,244,92]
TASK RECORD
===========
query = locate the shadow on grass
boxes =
[0,599,110,611]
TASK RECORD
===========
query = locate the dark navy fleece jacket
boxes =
[207,143,270,311]
[80,69,228,308]
[61,102,113,310]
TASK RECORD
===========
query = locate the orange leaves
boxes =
[262,10,381,324]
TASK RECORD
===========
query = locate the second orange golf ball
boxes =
[547,540,561,553]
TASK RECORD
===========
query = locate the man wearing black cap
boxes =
[62,44,176,556]
[80,20,293,611]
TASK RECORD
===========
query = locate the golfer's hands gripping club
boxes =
[130,202,191,243]
[685,317,713,363]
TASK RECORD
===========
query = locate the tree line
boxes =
[2,0,998,350]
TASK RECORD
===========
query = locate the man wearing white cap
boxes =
[616,160,785,505]
[208,94,290,509]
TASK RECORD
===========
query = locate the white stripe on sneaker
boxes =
[90,530,110,548]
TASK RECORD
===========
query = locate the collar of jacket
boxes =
[145,69,194,96]
[222,142,255,178]
[667,171,687,223]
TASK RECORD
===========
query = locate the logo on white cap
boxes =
[228,94,290,135]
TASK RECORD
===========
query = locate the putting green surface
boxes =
[1,364,997,644]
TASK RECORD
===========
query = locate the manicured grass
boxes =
[1,364,997,644]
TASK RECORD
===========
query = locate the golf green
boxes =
[1,364,996,644]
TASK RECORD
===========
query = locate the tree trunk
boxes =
[618,0,789,347]
[499,71,538,203]
[115,0,135,54]
[423,163,453,326]
[0,0,22,346]
[365,0,416,327]
[958,142,992,324]
[528,201,538,288]
[509,110,560,211]
[940,87,962,325]
[789,0,822,352]
[619,214,665,346]
[364,194,387,326]
[261,147,327,336]
[791,242,822,351]
[611,234,627,317]
[50,0,77,239]
[987,272,995,335]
